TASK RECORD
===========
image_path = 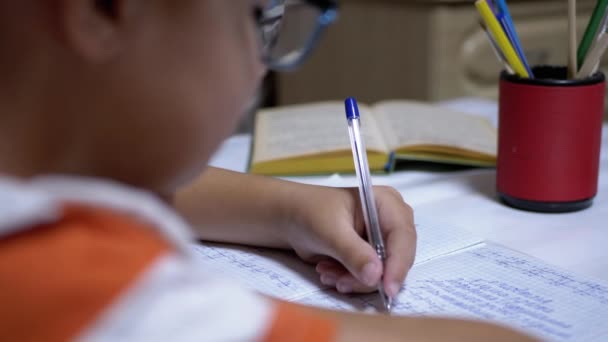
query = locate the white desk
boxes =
[209,98,608,283]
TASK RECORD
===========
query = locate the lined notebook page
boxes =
[414,218,482,264]
[191,219,483,301]
[299,243,608,342]
[191,244,320,301]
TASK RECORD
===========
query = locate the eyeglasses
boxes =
[255,0,338,71]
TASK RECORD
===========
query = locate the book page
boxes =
[252,102,389,163]
[190,218,483,301]
[300,243,608,342]
[372,100,497,156]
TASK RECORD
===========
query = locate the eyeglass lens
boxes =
[260,0,323,67]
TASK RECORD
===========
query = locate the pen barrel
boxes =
[346,102,392,312]
[374,244,387,261]
[347,118,386,254]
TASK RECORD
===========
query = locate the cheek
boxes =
[190,37,265,141]
[171,74,256,175]
[154,2,266,185]
[146,105,222,192]
[183,0,265,135]
[207,6,266,120]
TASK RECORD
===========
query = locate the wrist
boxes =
[273,180,311,248]
[279,182,352,250]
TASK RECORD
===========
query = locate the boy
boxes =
[0,1,537,341]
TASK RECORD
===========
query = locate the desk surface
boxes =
[210,98,608,283]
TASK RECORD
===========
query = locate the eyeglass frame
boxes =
[256,0,338,72]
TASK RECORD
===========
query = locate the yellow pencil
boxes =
[475,0,529,78]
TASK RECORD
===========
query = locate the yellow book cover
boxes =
[249,100,497,176]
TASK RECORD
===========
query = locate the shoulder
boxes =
[0,176,183,341]
[0,175,338,342]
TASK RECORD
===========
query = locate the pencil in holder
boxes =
[497,65,605,212]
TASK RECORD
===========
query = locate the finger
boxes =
[376,188,417,297]
[335,273,376,294]
[315,259,343,274]
[383,227,415,297]
[328,226,383,288]
[316,261,377,293]
[316,260,347,287]
[319,272,339,287]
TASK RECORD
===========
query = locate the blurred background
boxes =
[238,0,606,132]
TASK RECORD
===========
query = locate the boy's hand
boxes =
[286,185,416,298]
[175,168,415,298]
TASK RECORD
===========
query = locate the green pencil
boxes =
[578,0,608,69]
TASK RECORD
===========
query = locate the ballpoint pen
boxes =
[344,97,392,313]
[494,0,534,77]
[479,20,516,75]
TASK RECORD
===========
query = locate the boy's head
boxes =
[0,0,336,195]
[0,1,267,194]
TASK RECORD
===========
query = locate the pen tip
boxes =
[344,97,360,120]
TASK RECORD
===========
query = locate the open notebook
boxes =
[191,219,608,342]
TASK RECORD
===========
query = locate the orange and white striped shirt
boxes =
[0,175,336,341]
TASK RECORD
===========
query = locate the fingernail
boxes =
[337,280,353,293]
[316,261,332,272]
[320,274,337,286]
[387,282,401,297]
[361,262,381,287]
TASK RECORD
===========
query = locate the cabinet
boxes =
[275,0,599,106]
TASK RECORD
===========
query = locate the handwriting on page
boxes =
[192,225,608,341]
[304,244,608,342]
[191,243,323,301]
[191,220,482,301]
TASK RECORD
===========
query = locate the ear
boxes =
[53,0,134,62]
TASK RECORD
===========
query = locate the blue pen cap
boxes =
[345,97,360,120]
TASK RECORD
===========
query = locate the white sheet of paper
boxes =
[413,218,482,264]
[191,243,321,301]
[298,243,608,342]
[191,218,482,301]
[191,220,608,341]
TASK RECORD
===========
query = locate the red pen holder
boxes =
[497,66,605,212]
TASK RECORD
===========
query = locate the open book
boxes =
[249,100,497,176]
[192,219,608,342]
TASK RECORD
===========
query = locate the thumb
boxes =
[330,231,383,287]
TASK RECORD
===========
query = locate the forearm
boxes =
[300,303,539,342]
[333,314,537,342]
[173,167,303,247]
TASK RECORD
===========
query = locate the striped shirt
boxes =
[0,175,336,341]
